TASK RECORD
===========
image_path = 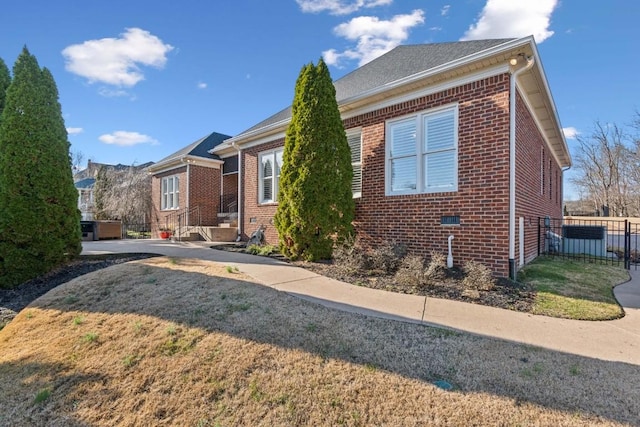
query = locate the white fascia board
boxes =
[148,155,222,175]
[339,37,533,110]
[212,119,290,153]
[342,64,510,120]
[527,40,570,166]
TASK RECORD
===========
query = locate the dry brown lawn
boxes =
[0,257,638,426]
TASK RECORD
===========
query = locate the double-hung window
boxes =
[386,104,458,195]
[347,130,362,198]
[259,149,283,204]
[161,176,179,210]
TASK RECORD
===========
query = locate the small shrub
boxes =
[369,241,407,274]
[394,255,425,287]
[425,251,447,283]
[461,260,495,298]
[333,237,370,275]
[246,244,277,256]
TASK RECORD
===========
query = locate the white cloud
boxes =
[98,87,131,98]
[98,131,158,147]
[461,0,558,43]
[66,127,83,135]
[323,9,425,67]
[62,28,174,87]
[563,127,579,139]
[197,82,207,89]
[296,0,392,15]
[441,5,450,16]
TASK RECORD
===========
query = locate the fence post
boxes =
[625,220,630,270]
[537,217,541,256]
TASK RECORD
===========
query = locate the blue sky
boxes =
[1,0,638,200]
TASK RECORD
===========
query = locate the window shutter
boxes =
[348,132,362,196]
[390,119,416,157]
[424,110,456,191]
[389,119,417,191]
[425,151,455,190]
[424,112,455,152]
[262,157,273,202]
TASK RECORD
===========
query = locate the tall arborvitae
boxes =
[0,47,81,288]
[274,58,354,261]
[0,58,9,119]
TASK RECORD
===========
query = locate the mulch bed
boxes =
[1,244,536,330]
[0,253,158,327]
[211,243,536,313]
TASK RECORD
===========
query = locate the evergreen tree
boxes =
[0,58,9,119]
[0,47,81,288]
[274,59,354,261]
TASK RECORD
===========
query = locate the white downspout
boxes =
[509,55,534,280]
[231,142,242,241]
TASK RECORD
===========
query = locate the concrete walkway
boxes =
[82,239,640,365]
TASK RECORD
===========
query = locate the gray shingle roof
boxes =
[239,39,515,136]
[74,178,95,189]
[155,131,232,164]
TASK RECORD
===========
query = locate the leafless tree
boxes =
[570,121,637,216]
[70,149,84,174]
[93,164,152,225]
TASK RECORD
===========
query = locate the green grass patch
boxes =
[34,387,51,404]
[82,332,99,343]
[246,244,278,256]
[518,256,629,320]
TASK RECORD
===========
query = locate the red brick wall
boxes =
[151,165,221,233]
[242,140,284,242]
[514,90,563,265]
[347,74,512,275]
[240,73,563,276]
[222,173,238,198]
[151,167,187,233]
[188,165,221,226]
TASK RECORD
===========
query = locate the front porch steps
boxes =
[174,225,238,242]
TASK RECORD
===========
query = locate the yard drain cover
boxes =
[433,380,453,390]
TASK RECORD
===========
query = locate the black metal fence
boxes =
[122,223,152,239]
[538,217,639,270]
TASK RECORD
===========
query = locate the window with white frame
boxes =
[161,175,179,210]
[347,130,362,198]
[259,149,283,203]
[386,105,458,195]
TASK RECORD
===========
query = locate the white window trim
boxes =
[161,175,180,210]
[346,128,363,199]
[385,103,459,196]
[258,148,283,204]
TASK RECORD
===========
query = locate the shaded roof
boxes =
[74,178,95,189]
[155,132,232,164]
[239,39,514,135]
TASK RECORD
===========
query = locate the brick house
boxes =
[210,36,571,278]
[147,132,239,241]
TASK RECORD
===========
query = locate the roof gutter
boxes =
[509,54,535,281]
[231,142,242,241]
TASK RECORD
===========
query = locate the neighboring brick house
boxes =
[212,36,571,278]
[148,132,238,241]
